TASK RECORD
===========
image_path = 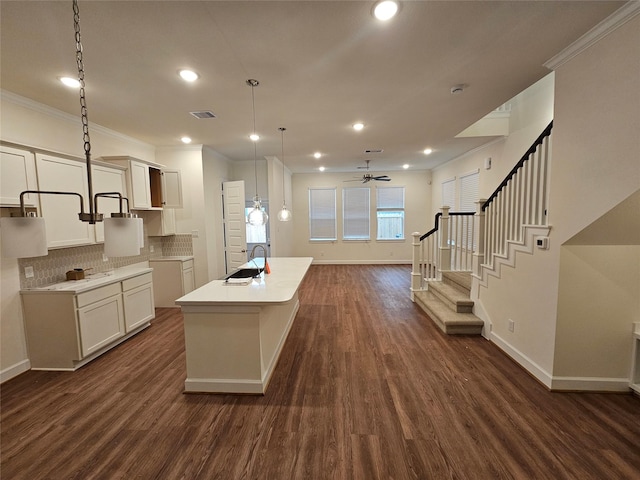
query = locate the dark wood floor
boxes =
[2,264,639,479]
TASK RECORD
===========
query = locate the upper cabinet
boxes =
[1,145,38,207]
[35,153,95,248]
[101,156,182,210]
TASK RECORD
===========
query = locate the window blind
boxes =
[309,188,336,240]
[343,187,370,240]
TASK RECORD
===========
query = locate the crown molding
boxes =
[544,1,640,70]
[1,89,152,148]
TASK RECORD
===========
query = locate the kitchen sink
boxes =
[225,268,263,280]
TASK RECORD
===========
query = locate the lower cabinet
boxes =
[149,257,195,307]
[21,270,154,370]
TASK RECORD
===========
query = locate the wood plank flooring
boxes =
[2,264,639,479]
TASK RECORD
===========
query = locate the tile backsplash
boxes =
[18,234,193,289]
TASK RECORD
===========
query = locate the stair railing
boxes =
[412,121,553,298]
[481,121,553,269]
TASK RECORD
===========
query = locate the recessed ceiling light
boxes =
[179,69,199,82]
[403,164,409,169]
[181,136,192,144]
[319,166,325,172]
[373,1,399,21]
[353,123,364,131]
[59,76,80,88]
[314,152,322,159]
[423,148,433,155]
[249,133,260,141]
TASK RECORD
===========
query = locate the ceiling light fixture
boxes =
[319,166,325,172]
[314,152,322,159]
[1,0,141,258]
[59,76,80,88]
[353,123,364,131]
[423,148,433,155]
[277,127,291,222]
[246,79,268,227]
[373,0,399,21]
[403,164,409,169]
[181,136,192,144]
[179,69,199,82]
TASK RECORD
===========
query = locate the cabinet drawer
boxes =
[122,272,152,292]
[182,259,194,271]
[76,283,121,308]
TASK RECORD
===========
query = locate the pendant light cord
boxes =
[279,127,286,202]
[250,80,258,197]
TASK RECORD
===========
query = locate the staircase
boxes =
[413,271,483,335]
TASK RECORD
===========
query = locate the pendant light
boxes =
[1,0,140,258]
[246,79,268,227]
[277,127,292,222]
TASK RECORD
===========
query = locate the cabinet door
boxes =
[77,294,125,357]
[182,267,195,295]
[1,146,38,206]
[123,282,155,332]
[92,165,127,242]
[129,160,152,209]
[35,154,94,248]
[161,169,183,208]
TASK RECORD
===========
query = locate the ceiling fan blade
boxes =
[373,176,391,181]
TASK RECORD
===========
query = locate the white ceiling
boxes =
[0,1,624,173]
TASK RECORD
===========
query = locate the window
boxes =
[343,187,370,240]
[309,188,336,240]
[442,177,456,210]
[376,186,404,240]
[245,206,267,244]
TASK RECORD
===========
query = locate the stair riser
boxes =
[414,293,483,336]
[429,287,473,313]
[441,273,471,296]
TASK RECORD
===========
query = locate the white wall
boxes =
[266,156,294,257]
[549,14,640,387]
[291,170,431,263]
[0,92,156,381]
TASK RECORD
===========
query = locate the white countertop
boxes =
[176,257,313,306]
[149,256,194,262]
[21,266,153,295]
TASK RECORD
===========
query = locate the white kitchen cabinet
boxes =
[122,272,154,331]
[100,156,182,210]
[21,268,154,370]
[149,257,195,307]
[92,163,128,243]
[0,145,38,207]
[35,153,94,248]
[139,208,176,236]
[78,290,125,357]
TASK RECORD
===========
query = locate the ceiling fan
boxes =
[346,160,391,183]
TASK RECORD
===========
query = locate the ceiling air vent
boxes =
[364,149,383,154]
[189,111,216,119]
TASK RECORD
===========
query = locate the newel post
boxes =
[411,231,421,301]
[439,206,451,273]
[472,199,487,278]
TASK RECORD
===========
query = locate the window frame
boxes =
[308,187,337,241]
[342,187,370,241]
[376,186,405,241]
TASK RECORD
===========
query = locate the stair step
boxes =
[414,290,483,335]
[428,281,474,313]
[442,271,472,296]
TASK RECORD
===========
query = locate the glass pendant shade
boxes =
[277,205,291,222]
[248,198,268,226]
[0,216,48,258]
[104,217,141,257]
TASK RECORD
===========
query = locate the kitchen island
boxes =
[176,257,313,394]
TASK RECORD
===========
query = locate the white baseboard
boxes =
[184,378,265,394]
[550,376,631,392]
[490,331,553,389]
[0,359,31,384]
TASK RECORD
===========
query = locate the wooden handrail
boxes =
[419,211,475,241]
[482,121,553,212]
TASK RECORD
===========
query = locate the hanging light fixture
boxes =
[246,79,268,227]
[277,127,292,222]
[1,0,140,258]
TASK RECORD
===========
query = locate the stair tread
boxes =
[429,281,474,306]
[415,290,483,327]
[442,271,472,292]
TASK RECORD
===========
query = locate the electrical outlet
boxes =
[102,253,108,262]
[192,230,199,238]
[508,319,515,332]
[24,266,34,278]
[149,245,154,253]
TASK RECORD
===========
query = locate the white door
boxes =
[222,180,247,273]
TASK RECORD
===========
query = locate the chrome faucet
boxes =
[249,244,268,271]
